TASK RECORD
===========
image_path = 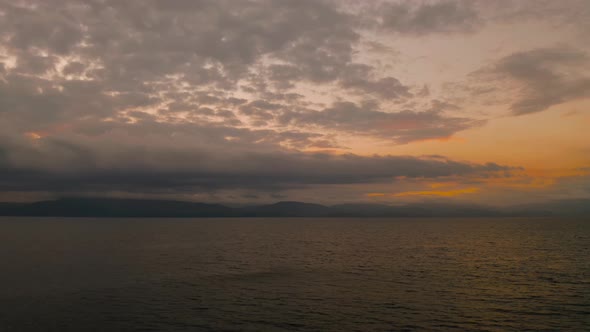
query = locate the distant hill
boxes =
[0,197,587,218]
[0,198,234,218]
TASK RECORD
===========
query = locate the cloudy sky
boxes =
[0,0,589,205]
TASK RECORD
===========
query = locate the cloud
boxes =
[0,125,514,195]
[338,64,411,99]
[478,47,590,115]
[3,0,570,203]
[0,0,358,89]
[0,0,421,132]
[462,46,590,115]
[393,187,480,197]
[279,101,483,143]
[374,0,482,35]
[478,0,590,37]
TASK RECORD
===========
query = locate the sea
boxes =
[0,217,588,331]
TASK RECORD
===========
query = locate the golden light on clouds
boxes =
[366,193,387,197]
[367,187,480,198]
[394,187,480,197]
[24,132,42,140]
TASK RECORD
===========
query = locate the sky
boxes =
[0,0,589,205]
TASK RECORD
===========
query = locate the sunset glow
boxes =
[0,0,589,206]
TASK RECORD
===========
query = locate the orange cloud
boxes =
[24,132,43,140]
[393,187,480,197]
[23,123,73,140]
[414,136,466,144]
[477,167,590,190]
[429,182,457,189]
[366,166,589,202]
[366,192,387,197]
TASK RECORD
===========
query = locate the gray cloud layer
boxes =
[493,48,590,115]
[0,128,513,195]
[0,0,481,140]
[375,0,481,35]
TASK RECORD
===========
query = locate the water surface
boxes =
[0,217,588,331]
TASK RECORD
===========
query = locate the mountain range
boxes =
[0,197,588,218]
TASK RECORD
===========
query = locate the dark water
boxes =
[0,217,588,331]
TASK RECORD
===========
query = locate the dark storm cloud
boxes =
[484,48,590,115]
[0,131,514,194]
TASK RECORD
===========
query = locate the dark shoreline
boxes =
[1,197,588,218]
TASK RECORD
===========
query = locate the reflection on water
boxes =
[0,217,588,331]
